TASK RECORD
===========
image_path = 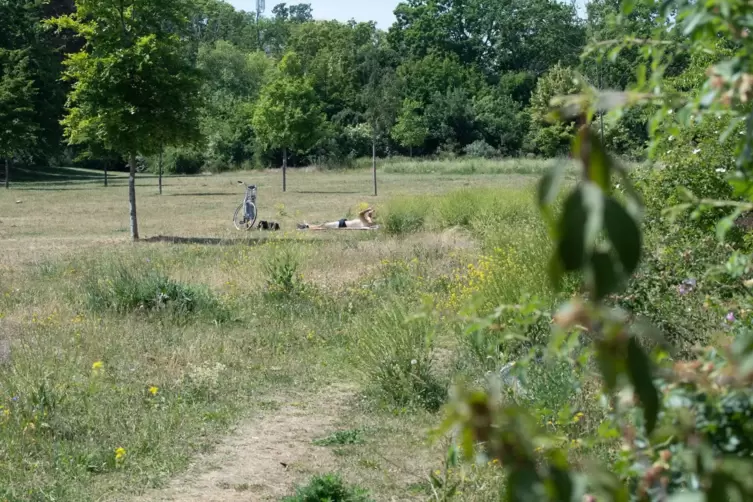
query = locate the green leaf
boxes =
[604,197,642,275]
[683,12,711,36]
[548,254,565,290]
[626,337,660,435]
[591,251,621,300]
[507,467,543,502]
[548,465,573,502]
[595,342,619,391]
[538,162,566,209]
[558,190,588,272]
[620,0,635,15]
[716,208,744,242]
[581,183,605,253]
[577,129,612,193]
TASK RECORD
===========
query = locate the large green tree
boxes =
[0,0,76,167]
[390,0,585,76]
[197,41,272,168]
[0,49,37,189]
[252,52,325,191]
[391,98,429,157]
[525,63,582,157]
[51,0,202,240]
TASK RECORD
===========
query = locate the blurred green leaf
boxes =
[592,251,621,300]
[507,467,543,502]
[558,190,588,272]
[595,342,619,391]
[538,162,566,209]
[604,197,642,275]
[621,0,636,15]
[627,337,659,435]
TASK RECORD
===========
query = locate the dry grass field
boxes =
[0,160,589,502]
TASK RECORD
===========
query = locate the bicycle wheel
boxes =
[233,202,257,230]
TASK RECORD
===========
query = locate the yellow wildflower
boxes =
[115,447,126,460]
[148,386,159,396]
[92,361,104,371]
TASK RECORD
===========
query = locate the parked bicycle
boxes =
[233,181,258,230]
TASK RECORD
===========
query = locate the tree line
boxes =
[0,0,688,238]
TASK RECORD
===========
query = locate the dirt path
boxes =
[131,385,354,502]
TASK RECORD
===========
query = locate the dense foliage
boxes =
[0,0,680,176]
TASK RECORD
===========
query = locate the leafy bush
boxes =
[352,302,446,412]
[463,140,498,159]
[616,228,726,355]
[282,474,373,502]
[261,244,305,296]
[146,146,206,175]
[83,265,228,322]
[638,115,738,231]
[525,64,582,157]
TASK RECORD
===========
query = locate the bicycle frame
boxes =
[243,184,257,218]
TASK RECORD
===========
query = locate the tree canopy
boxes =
[2,0,710,172]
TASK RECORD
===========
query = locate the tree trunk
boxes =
[282,146,287,193]
[104,162,108,187]
[128,153,139,241]
[4,158,9,190]
[158,148,163,195]
[372,140,377,197]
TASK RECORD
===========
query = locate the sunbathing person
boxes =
[297,207,378,230]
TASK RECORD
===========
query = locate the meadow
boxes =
[0,160,595,502]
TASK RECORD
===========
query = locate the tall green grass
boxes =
[82,263,229,323]
[350,300,446,412]
[354,156,577,176]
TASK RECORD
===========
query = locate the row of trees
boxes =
[0,0,684,238]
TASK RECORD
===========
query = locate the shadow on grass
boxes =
[142,234,286,246]
[165,192,236,197]
[10,165,110,183]
[6,166,165,185]
[295,190,362,195]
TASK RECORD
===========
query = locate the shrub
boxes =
[352,302,446,412]
[525,64,582,157]
[83,265,228,322]
[261,244,304,296]
[282,474,373,502]
[382,197,430,235]
[146,146,206,175]
[463,140,498,159]
[638,115,738,231]
[435,189,482,229]
[616,227,730,356]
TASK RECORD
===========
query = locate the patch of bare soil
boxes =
[130,384,354,502]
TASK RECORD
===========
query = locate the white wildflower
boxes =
[716,168,727,173]
[693,148,701,155]
[411,359,417,365]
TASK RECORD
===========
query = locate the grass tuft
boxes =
[282,474,374,502]
[82,264,229,322]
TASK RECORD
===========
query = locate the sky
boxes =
[227,0,400,29]
[226,0,589,29]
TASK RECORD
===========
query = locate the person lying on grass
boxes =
[297,207,378,230]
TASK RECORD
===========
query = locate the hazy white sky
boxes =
[227,0,588,29]
[227,0,400,29]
